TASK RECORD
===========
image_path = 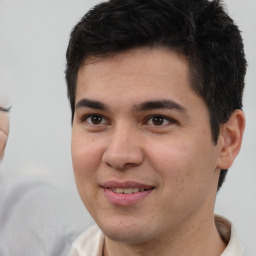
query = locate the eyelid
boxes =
[144,114,177,126]
[79,112,177,128]
[80,113,110,125]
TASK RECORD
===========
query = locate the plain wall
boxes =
[0,0,255,255]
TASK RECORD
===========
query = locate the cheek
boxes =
[71,135,102,181]
[148,139,192,176]
[71,136,103,207]
[147,136,214,193]
[148,140,217,220]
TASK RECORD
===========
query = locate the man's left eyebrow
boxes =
[134,100,187,113]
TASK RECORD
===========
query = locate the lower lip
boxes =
[103,188,153,206]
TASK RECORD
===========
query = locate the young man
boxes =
[66,0,246,255]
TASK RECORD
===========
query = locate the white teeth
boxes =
[124,188,133,194]
[116,188,124,194]
[109,188,146,194]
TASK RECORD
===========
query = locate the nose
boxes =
[102,125,144,170]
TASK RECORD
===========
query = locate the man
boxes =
[66,0,246,255]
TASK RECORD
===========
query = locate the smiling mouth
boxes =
[107,188,150,194]
[102,182,154,205]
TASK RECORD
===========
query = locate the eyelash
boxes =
[81,114,176,128]
[144,115,176,127]
[81,114,109,126]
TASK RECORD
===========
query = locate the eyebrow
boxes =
[134,100,187,113]
[75,98,186,114]
[75,98,109,111]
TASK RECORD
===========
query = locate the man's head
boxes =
[66,0,246,190]
[0,106,9,161]
[67,1,246,251]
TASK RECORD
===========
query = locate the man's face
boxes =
[0,109,9,161]
[72,48,223,243]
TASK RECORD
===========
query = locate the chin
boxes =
[97,217,156,244]
[105,228,148,244]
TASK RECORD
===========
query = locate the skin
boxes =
[0,109,9,161]
[72,47,245,256]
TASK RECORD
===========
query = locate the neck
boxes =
[104,215,226,256]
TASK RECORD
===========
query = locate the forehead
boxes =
[76,47,192,102]
[81,47,189,76]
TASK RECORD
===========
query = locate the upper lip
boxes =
[101,180,154,189]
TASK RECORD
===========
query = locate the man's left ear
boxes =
[217,109,245,170]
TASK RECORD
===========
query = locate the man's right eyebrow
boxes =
[75,98,109,111]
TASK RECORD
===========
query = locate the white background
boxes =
[0,0,255,255]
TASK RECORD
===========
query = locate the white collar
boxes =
[69,225,104,256]
[215,215,244,256]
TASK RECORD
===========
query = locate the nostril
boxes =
[103,159,135,170]
[102,144,142,167]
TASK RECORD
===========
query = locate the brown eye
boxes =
[90,115,103,125]
[145,115,175,127]
[152,116,164,126]
[85,114,107,125]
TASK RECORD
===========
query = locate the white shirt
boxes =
[69,215,244,256]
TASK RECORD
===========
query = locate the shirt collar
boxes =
[70,215,244,256]
[215,215,244,256]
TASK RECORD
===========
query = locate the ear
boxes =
[217,110,245,170]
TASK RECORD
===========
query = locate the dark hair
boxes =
[65,0,247,190]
